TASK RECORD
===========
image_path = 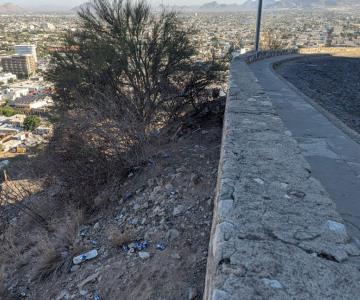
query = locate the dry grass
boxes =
[0,177,49,229]
[32,208,86,281]
[108,229,133,247]
[0,269,13,300]
[33,239,65,281]
[0,226,21,261]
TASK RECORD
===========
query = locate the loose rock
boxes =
[188,287,198,299]
[166,229,180,241]
[173,205,185,216]
[138,251,151,259]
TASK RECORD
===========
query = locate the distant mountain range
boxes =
[70,2,91,13]
[162,0,360,12]
[240,0,359,10]
[0,2,25,14]
[0,0,358,15]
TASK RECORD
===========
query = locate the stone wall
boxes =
[242,47,360,64]
[203,56,360,300]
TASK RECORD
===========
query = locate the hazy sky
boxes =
[1,0,248,8]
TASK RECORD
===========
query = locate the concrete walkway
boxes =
[204,58,360,300]
[249,55,360,240]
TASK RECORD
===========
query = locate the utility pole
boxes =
[255,0,263,52]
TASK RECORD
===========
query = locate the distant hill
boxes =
[241,0,360,10]
[240,0,276,10]
[198,1,242,12]
[183,0,359,12]
[70,0,359,14]
[70,2,91,13]
[0,2,26,14]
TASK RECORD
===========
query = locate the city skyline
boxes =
[0,0,249,9]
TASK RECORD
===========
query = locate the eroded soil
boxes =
[0,102,224,300]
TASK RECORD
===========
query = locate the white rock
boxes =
[173,205,185,216]
[70,265,80,272]
[171,253,181,260]
[138,251,151,259]
[326,220,346,235]
[188,287,198,299]
[262,278,283,289]
[253,178,265,185]
[166,229,180,241]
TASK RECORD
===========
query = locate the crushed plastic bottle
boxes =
[135,241,149,251]
[73,249,98,265]
[123,241,149,254]
[79,227,89,237]
[156,242,166,251]
[94,291,101,300]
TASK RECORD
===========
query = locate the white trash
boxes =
[73,249,98,265]
[0,160,10,171]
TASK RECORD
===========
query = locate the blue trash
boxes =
[94,291,101,300]
[156,242,166,251]
[123,241,149,253]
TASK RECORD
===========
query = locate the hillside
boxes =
[70,2,91,13]
[168,0,360,12]
[0,2,25,14]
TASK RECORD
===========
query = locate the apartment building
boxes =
[15,44,37,63]
[1,54,36,78]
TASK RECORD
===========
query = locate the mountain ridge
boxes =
[0,2,26,14]
[168,0,359,12]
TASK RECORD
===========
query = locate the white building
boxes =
[7,114,26,127]
[42,22,56,31]
[1,87,29,101]
[15,44,38,63]
[0,73,17,84]
[9,94,53,112]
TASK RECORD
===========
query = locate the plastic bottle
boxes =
[73,249,98,265]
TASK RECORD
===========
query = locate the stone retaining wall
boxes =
[242,47,360,64]
[203,56,360,300]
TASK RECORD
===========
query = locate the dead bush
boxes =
[109,229,133,247]
[0,269,14,300]
[0,176,49,229]
[33,240,64,281]
[45,0,227,210]
[0,226,20,261]
[32,209,85,281]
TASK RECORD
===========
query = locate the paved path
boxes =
[204,58,360,300]
[249,55,360,240]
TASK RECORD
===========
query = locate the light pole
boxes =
[255,0,263,52]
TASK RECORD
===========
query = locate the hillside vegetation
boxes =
[0,1,228,299]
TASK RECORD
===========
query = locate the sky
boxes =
[1,0,249,9]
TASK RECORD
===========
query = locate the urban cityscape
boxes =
[0,0,360,299]
[1,7,359,157]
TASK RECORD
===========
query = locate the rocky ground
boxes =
[0,101,224,300]
[275,55,360,133]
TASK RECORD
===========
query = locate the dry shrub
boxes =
[0,269,14,300]
[45,0,227,210]
[47,109,130,210]
[0,226,21,261]
[32,208,86,281]
[33,239,65,281]
[0,177,49,229]
[108,229,133,247]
